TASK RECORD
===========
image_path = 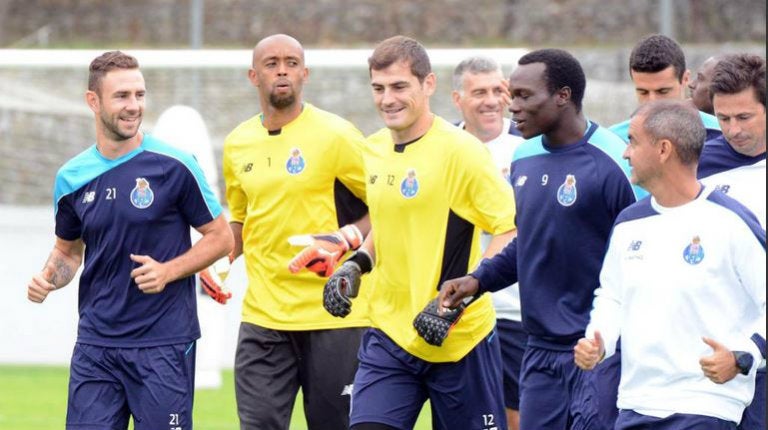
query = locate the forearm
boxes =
[351,214,371,238]
[586,288,622,359]
[165,217,234,282]
[482,229,516,259]
[472,237,518,293]
[43,242,83,288]
[357,229,375,262]
[230,222,244,259]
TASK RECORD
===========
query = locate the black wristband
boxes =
[347,249,373,274]
[733,351,753,375]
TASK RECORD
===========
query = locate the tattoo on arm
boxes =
[44,252,78,289]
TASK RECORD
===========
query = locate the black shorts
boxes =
[497,318,527,410]
[235,322,365,430]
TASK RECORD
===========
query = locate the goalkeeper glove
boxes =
[199,254,234,304]
[288,224,363,277]
[323,250,373,317]
[413,295,476,346]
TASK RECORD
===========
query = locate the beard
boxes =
[100,110,141,141]
[269,91,296,109]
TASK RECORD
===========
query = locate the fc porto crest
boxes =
[400,168,419,198]
[286,148,306,175]
[130,177,154,209]
[556,174,578,206]
[683,235,705,265]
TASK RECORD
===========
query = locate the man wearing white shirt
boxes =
[697,53,766,430]
[451,56,525,430]
[575,100,765,429]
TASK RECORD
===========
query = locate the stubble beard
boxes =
[101,110,141,141]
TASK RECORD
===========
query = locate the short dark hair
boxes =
[368,35,432,83]
[88,50,139,93]
[710,53,766,107]
[518,48,586,112]
[633,100,705,166]
[629,34,686,81]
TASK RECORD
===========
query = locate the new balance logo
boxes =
[626,239,644,260]
[369,175,378,184]
[515,176,527,186]
[82,191,95,203]
[242,163,253,173]
[714,184,730,194]
[341,384,353,396]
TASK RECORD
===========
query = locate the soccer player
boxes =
[26,51,234,429]
[688,55,722,115]
[575,99,765,429]
[219,34,370,430]
[609,34,721,142]
[697,53,766,430]
[451,55,526,430]
[322,36,516,430]
[436,48,646,430]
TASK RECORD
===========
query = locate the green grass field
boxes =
[0,365,432,429]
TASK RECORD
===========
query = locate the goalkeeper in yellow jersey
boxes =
[208,33,371,430]
[321,36,517,430]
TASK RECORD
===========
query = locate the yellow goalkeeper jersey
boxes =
[365,116,516,362]
[223,103,370,330]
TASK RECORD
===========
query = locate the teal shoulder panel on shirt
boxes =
[512,135,546,161]
[142,133,223,218]
[53,144,142,212]
[608,120,631,143]
[699,111,721,130]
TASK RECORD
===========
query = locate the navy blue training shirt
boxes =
[54,133,222,347]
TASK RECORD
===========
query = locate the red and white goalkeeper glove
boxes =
[199,254,234,304]
[287,224,363,277]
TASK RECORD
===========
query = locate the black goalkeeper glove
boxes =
[413,296,476,346]
[323,250,373,318]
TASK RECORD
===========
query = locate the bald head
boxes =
[248,33,308,112]
[252,34,304,67]
[689,55,723,114]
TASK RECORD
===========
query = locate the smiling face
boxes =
[714,88,767,157]
[249,35,308,110]
[90,68,145,141]
[452,70,506,142]
[370,60,436,142]
[507,62,560,139]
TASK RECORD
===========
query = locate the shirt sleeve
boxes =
[175,156,223,228]
[55,193,82,241]
[448,137,516,235]
[472,238,518,294]
[334,123,368,203]
[733,222,766,367]
[586,229,623,359]
[223,138,247,224]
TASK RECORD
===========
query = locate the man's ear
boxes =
[658,138,674,163]
[423,72,437,97]
[556,86,572,107]
[680,69,691,91]
[451,90,462,110]
[247,68,259,88]
[85,90,100,114]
